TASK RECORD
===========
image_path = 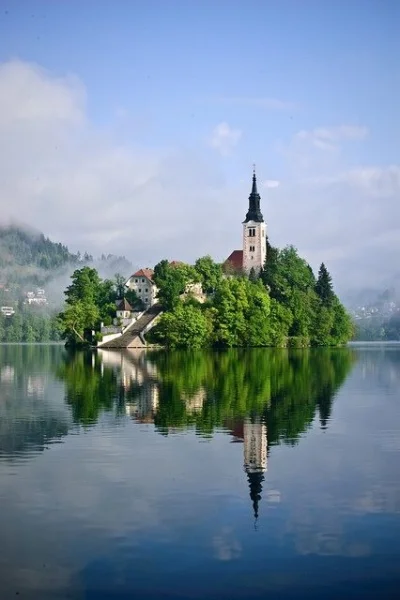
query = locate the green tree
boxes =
[65,267,102,305]
[153,260,191,310]
[154,303,211,348]
[114,273,126,299]
[194,255,222,294]
[58,300,100,346]
[315,262,334,306]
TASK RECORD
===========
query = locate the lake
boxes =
[0,344,399,599]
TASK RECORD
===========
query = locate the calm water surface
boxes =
[0,344,399,599]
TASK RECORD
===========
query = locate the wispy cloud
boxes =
[213,96,296,111]
[295,125,368,152]
[310,165,400,197]
[209,122,242,156]
[262,179,280,189]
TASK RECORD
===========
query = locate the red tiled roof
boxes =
[169,260,184,268]
[132,268,154,281]
[224,250,243,270]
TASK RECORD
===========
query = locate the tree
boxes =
[58,267,115,346]
[58,300,100,346]
[153,260,191,310]
[194,255,223,294]
[154,303,211,348]
[65,267,102,305]
[315,263,334,306]
[114,273,126,299]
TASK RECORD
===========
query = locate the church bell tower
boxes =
[242,168,266,274]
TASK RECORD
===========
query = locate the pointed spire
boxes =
[244,166,264,223]
[247,470,264,523]
[251,164,258,195]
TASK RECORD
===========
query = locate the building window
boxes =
[249,245,255,252]
[145,288,148,292]
[248,227,256,237]
[138,288,141,293]
[135,278,138,283]
[142,278,145,283]
[145,297,148,303]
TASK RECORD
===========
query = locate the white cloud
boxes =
[296,125,368,149]
[0,59,85,127]
[0,59,231,269]
[267,160,400,293]
[332,165,400,197]
[209,121,242,156]
[280,124,369,177]
[263,179,280,189]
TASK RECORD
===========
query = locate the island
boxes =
[57,170,353,348]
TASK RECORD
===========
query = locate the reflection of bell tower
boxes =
[243,418,267,524]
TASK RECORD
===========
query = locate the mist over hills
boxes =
[0,224,133,309]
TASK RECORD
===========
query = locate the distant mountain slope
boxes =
[0,226,133,290]
[0,226,79,274]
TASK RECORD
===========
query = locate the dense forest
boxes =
[148,246,353,348]
[0,309,61,343]
[0,225,82,282]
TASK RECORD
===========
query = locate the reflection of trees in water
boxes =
[56,346,355,522]
[57,351,120,426]
[149,349,356,445]
[0,344,71,458]
[58,348,355,445]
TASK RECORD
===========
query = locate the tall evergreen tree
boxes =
[315,263,334,305]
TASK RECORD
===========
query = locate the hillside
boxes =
[0,225,80,285]
[0,224,133,308]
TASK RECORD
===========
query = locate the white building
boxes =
[26,288,48,306]
[125,268,158,309]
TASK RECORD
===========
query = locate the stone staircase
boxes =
[99,304,163,348]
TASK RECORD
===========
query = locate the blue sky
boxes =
[0,0,399,291]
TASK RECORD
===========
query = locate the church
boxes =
[225,168,267,274]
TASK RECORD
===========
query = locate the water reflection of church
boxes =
[226,418,267,523]
[98,349,268,521]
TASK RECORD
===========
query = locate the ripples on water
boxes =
[0,344,399,599]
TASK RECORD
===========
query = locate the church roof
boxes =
[117,298,133,311]
[132,268,155,282]
[169,260,184,268]
[244,169,264,223]
[225,250,243,271]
